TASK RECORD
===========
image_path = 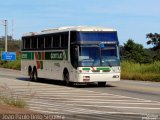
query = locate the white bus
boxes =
[21,26,120,86]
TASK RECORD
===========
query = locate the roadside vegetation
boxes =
[0,84,27,108]
[121,61,160,82]
[0,93,27,108]
[0,53,21,70]
[0,40,21,70]
[120,34,160,82]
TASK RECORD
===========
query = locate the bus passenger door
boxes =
[70,45,78,81]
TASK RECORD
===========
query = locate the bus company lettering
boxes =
[50,52,63,60]
[22,53,27,59]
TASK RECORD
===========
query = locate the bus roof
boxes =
[22,26,117,37]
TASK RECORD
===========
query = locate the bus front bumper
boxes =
[76,73,120,83]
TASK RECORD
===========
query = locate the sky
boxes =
[0,0,160,48]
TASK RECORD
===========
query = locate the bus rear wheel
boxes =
[33,70,38,81]
[32,68,38,81]
[98,82,106,87]
[29,68,38,81]
[28,66,32,80]
[29,71,33,81]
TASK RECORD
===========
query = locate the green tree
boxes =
[121,39,152,63]
[146,33,160,50]
[146,33,160,61]
[0,39,21,52]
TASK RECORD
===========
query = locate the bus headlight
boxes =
[113,75,119,78]
[112,67,120,72]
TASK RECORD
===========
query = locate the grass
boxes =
[0,52,25,107]
[121,61,160,82]
[0,83,27,108]
[0,52,21,70]
[0,93,27,108]
[0,60,21,70]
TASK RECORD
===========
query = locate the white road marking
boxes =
[31,97,151,102]
[32,98,152,103]
[29,107,140,115]
[30,94,132,98]
[55,100,160,105]
[1,76,160,115]
[75,88,160,103]
[29,107,132,120]
[29,103,107,114]
[66,104,160,110]
[4,82,159,103]
[28,100,160,112]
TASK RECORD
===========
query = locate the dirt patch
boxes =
[0,104,65,120]
[0,104,34,114]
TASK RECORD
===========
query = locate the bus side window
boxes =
[45,36,52,48]
[38,36,44,49]
[25,38,30,49]
[22,38,25,50]
[61,33,68,48]
[31,37,37,49]
[52,35,60,48]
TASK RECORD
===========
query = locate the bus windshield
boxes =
[101,44,120,67]
[78,44,120,67]
[79,45,100,67]
[77,32,118,42]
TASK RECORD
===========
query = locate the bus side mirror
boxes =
[74,46,78,69]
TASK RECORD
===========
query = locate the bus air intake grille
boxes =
[92,70,100,72]
[103,70,111,72]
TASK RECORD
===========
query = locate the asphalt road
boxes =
[0,68,160,120]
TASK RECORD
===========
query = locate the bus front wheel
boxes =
[63,69,70,86]
[64,72,69,86]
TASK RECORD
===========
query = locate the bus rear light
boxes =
[83,76,90,81]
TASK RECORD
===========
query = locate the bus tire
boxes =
[33,67,38,81]
[63,69,70,86]
[29,71,34,81]
[98,82,106,87]
[28,66,32,76]
[28,66,32,80]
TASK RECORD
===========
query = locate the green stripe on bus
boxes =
[21,51,66,60]
[21,52,34,60]
[82,68,90,70]
[97,68,111,70]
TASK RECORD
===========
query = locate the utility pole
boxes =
[12,19,14,41]
[4,20,8,52]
